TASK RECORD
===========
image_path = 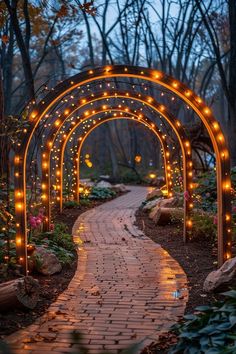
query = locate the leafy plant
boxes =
[64,200,80,209]
[89,187,116,200]
[191,211,217,241]
[169,289,236,354]
[32,223,76,265]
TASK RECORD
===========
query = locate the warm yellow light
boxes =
[153,71,161,79]
[135,155,142,163]
[16,203,23,210]
[15,156,20,163]
[226,214,230,221]
[161,189,168,196]
[204,107,211,115]
[15,172,19,177]
[159,105,165,111]
[16,238,21,245]
[187,220,192,227]
[218,134,224,142]
[55,120,60,127]
[30,111,38,120]
[196,97,202,103]
[42,183,46,190]
[224,182,231,190]
[64,109,70,115]
[89,70,93,74]
[56,170,60,176]
[185,141,190,147]
[149,173,156,179]
[172,81,178,88]
[185,90,191,97]
[42,194,47,200]
[43,162,48,169]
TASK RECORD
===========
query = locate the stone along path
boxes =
[7,186,188,354]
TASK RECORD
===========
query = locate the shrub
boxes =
[191,211,217,241]
[89,187,116,200]
[169,289,236,353]
[64,200,80,209]
[33,223,76,265]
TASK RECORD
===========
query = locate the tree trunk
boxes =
[0,276,39,311]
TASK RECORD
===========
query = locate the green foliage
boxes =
[89,187,116,200]
[191,211,217,241]
[64,200,80,208]
[194,167,236,213]
[33,223,76,265]
[194,171,217,212]
[169,289,236,354]
[118,168,142,184]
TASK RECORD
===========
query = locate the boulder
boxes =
[151,176,165,187]
[203,257,236,292]
[32,246,62,276]
[158,196,180,208]
[142,198,162,212]
[112,184,127,193]
[146,188,162,201]
[150,206,183,225]
[96,180,112,189]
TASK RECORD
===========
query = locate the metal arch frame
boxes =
[72,116,171,205]
[54,100,192,238]
[40,91,192,230]
[41,104,173,231]
[63,114,172,203]
[14,65,231,274]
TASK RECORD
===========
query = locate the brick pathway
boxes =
[6,186,188,354]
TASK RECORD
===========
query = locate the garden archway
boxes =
[14,65,231,274]
[39,93,193,235]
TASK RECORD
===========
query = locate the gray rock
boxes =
[146,188,162,201]
[96,181,112,188]
[142,198,162,212]
[112,184,127,193]
[203,257,236,292]
[158,197,180,208]
[33,246,62,276]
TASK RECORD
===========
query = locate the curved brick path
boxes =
[6,186,188,353]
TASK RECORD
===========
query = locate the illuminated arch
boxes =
[15,65,231,274]
[72,116,172,204]
[56,105,191,217]
[42,111,173,231]
[40,93,192,233]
